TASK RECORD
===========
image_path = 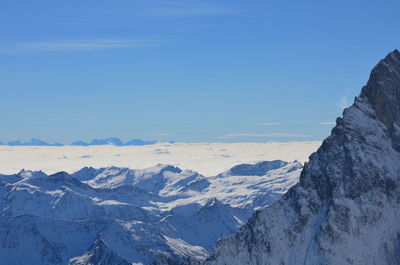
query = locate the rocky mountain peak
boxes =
[204,50,400,265]
[358,49,400,134]
[298,50,400,202]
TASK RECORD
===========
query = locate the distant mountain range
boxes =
[0,137,157,146]
[0,160,302,265]
[71,137,157,146]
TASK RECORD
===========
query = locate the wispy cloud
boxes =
[217,133,312,139]
[4,39,157,53]
[338,96,351,110]
[142,1,237,18]
[318,122,336,125]
[154,132,172,136]
[0,71,31,75]
[255,123,281,126]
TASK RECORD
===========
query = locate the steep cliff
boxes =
[205,50,400,265]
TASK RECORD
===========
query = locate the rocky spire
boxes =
[204,50,400,265]
[360,49,400,120]
[358,49,400,150]
[299,49,400,201]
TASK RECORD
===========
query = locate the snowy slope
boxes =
[204,50,400,265]
[0,160,303,265]
[72,164,208,196]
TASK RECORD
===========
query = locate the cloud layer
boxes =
[318,122,336,125]
[218,133,311,139]
[5,39,157,53]
[255,123,281,126]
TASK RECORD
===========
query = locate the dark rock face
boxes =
[300,50,400,202]
[204,50,400,265]
[360,50,400,151]
[361,50,400,127]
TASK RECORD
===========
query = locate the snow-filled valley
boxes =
[0,159,304,265]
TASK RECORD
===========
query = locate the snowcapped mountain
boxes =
[0,160,302,265]
[204,50,400,265]
[72,164,207,196]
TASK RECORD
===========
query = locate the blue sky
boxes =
[1,0,399,143]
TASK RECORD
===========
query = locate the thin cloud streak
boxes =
[255,123,281,126]
[319,122,336,125]
[218,133,312,139]
[154,132,172,136]
[9,39,158,53]
[0,71,32,75]
[141,1,237,18]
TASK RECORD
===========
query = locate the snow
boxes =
[0,160,304,265]
[155,161,302,210]
[164,236,208,259]
[0,140,320,265]
[0,142,320,176]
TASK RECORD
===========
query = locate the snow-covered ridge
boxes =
[0,160,302,265]
[204,50,400,265]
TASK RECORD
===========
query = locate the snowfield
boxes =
[0,141,320,176]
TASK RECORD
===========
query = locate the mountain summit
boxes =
[205,50,400,265]
[359,49,400,150]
